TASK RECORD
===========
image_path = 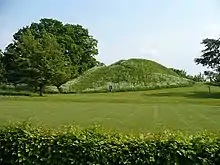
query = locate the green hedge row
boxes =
[0,122,220,164]
[0,90,34,96]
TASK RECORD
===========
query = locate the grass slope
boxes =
[61,58,194,93]
[1,84,220,133]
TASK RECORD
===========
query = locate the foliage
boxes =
[0,49,5,83]
[97,61,106,66]
[2,44,21,85]
[3,18,98,79]
[0,122,220,164]
[0,83,32,91]
[170,68,205,82]
[170,68,188,78]
[192,73,206,82]
[3,30,73,96]
[0,84,35,96]
[61,59,194,93]
[0,90,34,96]
[195,38,220,82]
[204,71,220,83]
[2,18,99,94]
[44,86,60,94]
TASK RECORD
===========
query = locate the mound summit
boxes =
[61,58,194,93]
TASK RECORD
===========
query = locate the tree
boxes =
[204,71,220,83]
[10,30,73,96]
[11,18,99,76]
[195,38,220,82]
[193,72,206,82]
[3,44,23,85]
[3,18,99,91]
[96,61,106,66]
[170,68,188,78]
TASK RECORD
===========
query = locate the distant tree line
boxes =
[0,18,104,96]
[169,68,206,82]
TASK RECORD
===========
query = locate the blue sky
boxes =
[0,0,220,75]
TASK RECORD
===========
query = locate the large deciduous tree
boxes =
[5,30,73,96]
[195,38,220,83]
[3,18,99,92]
[11,18,99,75]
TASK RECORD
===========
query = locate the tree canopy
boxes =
[2,18,100,95]
[170,68,187,78]
[195,38,220,82]
[11,18,99,75]
[170,68,205,82]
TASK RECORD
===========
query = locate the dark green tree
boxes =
[195,38,220,83]
[204,71,220,83]
[3,18,99,91]
[11,30,73,96]
[96,61,106,66]
[170,68,188,78]
[3,43,22,85]
[11,18,99,76]
[193,72,206,82]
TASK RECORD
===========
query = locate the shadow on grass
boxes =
[144,91,220,99]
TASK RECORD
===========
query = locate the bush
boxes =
[44,86,59,94]
[0,84,59,95]
[0,122,220,164]
[0,83,33,91]
[0,84,35,96]
[0,90,34,96]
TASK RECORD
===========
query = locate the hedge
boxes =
[0,122,220,164]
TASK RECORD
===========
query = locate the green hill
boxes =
[60,58,194,93]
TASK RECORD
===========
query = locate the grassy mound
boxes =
[61,58,194,93]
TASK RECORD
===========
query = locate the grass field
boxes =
[0,84,220,133]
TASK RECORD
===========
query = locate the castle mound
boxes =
[61,58,194,93]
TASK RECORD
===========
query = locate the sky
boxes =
[0,0,220,75]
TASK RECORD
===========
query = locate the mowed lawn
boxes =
[0,84,220,133]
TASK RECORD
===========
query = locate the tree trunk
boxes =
[56,86,62,93]
[39,84,45,96]
[34,86,38,92]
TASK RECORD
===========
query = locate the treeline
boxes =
[0,18,103,96]
[170,68,206,82]
[170,67,220,86]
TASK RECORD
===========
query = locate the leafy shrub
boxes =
[44,86,59,94]
[0,84,35,96]
[0,83,33,92]
[0,122,220,164]
[0,84,59,95]
[0,89,34,96]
